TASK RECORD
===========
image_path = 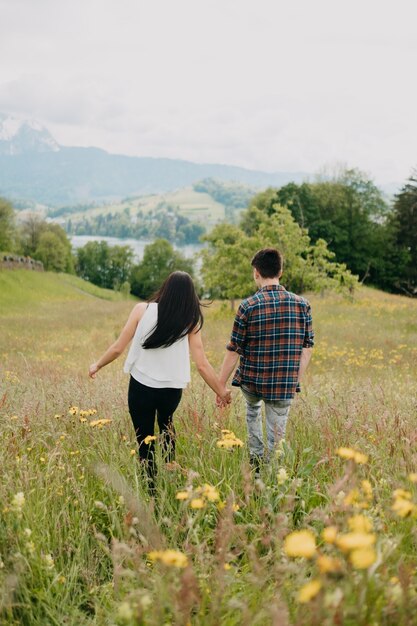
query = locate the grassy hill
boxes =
[0,270,133,314]
[1,276,417,624]
[53,186,228,225]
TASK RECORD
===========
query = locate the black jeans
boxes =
[128,376,182,489]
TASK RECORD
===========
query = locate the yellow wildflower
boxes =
[224,563,231,571]
[144,435,157,444]
[408,473,417,483]
[361,480,373,499]
[175,491,189,501]
[284,530,317,559]
[392,497,415,518]
[350,547,377,569]
[336,447,368,464]
[317,555,342,574]
[90,419,112,428]
[344,489,369,509]
[322,526,338,544]
[216,435,244,448]
[190,498,205,509]
[148,549,188,568]
[232,504,240,512]
[68,406,78,416]
[353,452,368,465]
[347,515,373,533]
[201,484,220,502]
[336,532,376,553]
[393,489,412,500]
[336,447,356,460]
[130,449,137,456]
[298,579,322,603]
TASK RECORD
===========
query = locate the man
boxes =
[217,248,314,471]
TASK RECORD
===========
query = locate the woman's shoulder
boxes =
[131,301,149,322]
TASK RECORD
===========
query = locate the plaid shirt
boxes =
[226,284,314,400]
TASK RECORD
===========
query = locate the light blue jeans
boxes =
[241,387,292,459]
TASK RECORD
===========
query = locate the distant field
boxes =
[54,187,227,226]
[1,271,417,625]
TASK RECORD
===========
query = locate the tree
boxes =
[388,171,417,295]
[18,216,74,273]
[201,205,357,307]
[253,169,388,281]
[0,197,17,252]
[130,239,194,299]
[76,241,134,289]
[35,231,69,272]
[201,224,259,308]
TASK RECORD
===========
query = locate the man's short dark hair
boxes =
[251,248,283,278]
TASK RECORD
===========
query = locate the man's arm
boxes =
[219,349,240,386]
[298,347,313,382]
[297,301,314,384]
[216,302,248,404]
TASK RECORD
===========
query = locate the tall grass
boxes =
[1,272,417,625]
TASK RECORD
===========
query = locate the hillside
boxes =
[0,270,133,314]
[1,280,417,623]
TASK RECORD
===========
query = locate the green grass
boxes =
[1,271,417,625]
[0,270,133,314]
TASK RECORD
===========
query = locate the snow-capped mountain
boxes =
[0,113,60,155]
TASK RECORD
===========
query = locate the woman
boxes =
[89,271,230,492]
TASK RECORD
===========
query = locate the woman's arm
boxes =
[89,302,147,378]
[188,330,231,403]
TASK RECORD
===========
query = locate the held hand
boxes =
[89,363,100,379]
[216,387,232,407]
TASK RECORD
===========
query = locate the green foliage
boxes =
[201,225,259,302]
[35,231,71,272]
[201,205,357,302]
[76,241,134,290]
[67,204,205,244]
[388,172,417,295]
[18,215,74,273]
[193,178,256,220]
[255,169,389,282]
[0,197,17,252]
[130,239,195,299]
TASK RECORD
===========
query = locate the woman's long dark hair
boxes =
[142,271,203,349]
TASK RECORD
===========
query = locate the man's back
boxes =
[226,284,314,400]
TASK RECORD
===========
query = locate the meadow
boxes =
[1,270,417,626]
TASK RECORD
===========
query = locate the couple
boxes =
[89,248,314,488]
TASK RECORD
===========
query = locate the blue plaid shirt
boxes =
[226,285,314,400]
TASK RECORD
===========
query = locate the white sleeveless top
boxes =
[123,303,191,389]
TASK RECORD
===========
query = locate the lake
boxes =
[70,235,204,262]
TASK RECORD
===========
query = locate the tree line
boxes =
[52,203,205,245]
[1,166,416,299]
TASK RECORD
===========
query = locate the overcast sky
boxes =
[0,0,416,183]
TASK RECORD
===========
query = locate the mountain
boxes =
[0,113,307,207]
[0,113,60,155]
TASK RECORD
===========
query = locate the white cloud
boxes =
[0,0,416,182]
